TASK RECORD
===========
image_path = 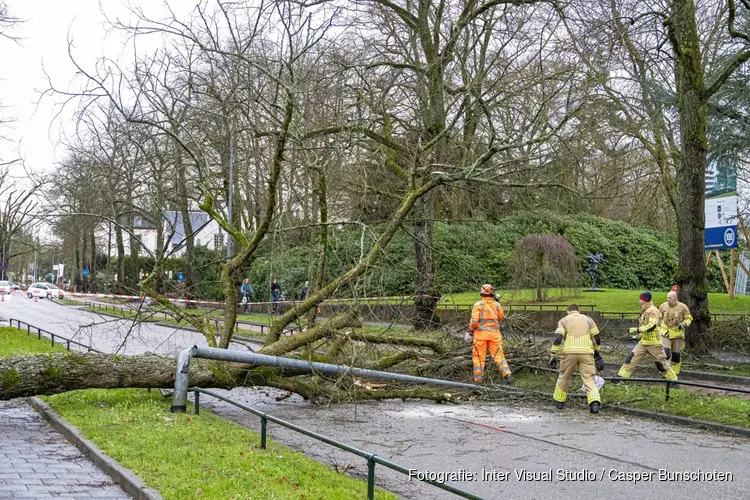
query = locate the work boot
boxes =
[589,402,600,414]
[555,401,565,410]
[504,375,515,386]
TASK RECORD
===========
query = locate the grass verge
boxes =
[44,389,396,500]
[0,326,66,356]
[512,369,750,429]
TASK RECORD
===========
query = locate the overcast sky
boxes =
[0,0,193,178]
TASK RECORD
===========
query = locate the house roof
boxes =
[133,215,156,230]
[164,211,211,245]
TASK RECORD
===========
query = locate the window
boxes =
[214,233,224,247]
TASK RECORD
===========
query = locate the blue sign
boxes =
[177,272,185,282]
[82,268,89,277]
[705,226,738,250]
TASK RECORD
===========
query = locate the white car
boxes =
[0,280,11,294]
[27,282,65,300]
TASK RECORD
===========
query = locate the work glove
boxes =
[549,355,557,369]
[464,331,473,343]
[628,327,638,334]
[678,322,686,330]
[594,352,604,372]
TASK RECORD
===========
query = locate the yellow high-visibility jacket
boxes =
[551,311,600,355]
[659,301,693,339]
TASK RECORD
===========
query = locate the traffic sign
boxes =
[82,268,89,277]
[177,272,185,282]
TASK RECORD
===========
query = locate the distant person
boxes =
[240,279,254,312]
[300,281,309,301]
[270,279,282,313]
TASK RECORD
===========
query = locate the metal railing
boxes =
[190,388,483,500]
[7,318,103,354]
[516,363,750,401]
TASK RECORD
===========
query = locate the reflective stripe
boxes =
[587,387,600,404]
[553,384,567,402]
[477,302,501,331]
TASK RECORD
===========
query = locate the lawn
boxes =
[512,370,750,429]
[0,326,67,356]
[442,288,750,314]
[44,389,396,500]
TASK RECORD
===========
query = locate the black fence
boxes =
[190,388,483,500]
[8,318,103,354]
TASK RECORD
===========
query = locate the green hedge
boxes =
[242,211,730,296]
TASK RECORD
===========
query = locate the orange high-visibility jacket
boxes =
[469,298,504,334]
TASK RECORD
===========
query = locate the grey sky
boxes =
[0,0,193,176]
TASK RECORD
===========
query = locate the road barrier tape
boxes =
[65,292,417,307]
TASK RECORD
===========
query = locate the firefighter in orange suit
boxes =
[616,291,677,381]
[466,284,514,385]
[549,304,604,413]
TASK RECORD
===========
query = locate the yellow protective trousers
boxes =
[472,331,511,383]
[617,342,677,380]
[662,337,686,375]
[553,353,600,405]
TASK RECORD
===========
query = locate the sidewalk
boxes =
[0,400,129,499]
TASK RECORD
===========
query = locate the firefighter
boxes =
[549,305,604,413]
[616,291,677,381]
[466,284,514,385]
[659,291,692,375]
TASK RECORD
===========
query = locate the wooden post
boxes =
[705,251,712,267]
[729,249,735,300]
[715,250,731,295]
[738,254,750,278]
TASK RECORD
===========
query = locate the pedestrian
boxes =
[465,284,514,386]
[270,279,282,313]
[549,304,604,413]
[659,290,692,376]
[616,291,677,381]
[240,279,254,312]
[300,281,309,301]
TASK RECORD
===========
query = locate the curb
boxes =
[515,385,750,438]
[602,362,750,386]
[607,405,750,438]
[27,397,163,500]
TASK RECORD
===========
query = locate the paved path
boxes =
[0,400,129,499]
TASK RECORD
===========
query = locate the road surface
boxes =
[3,296,749,500]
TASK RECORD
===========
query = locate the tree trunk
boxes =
[536,252,544,302]
[115,222,125,292]
[307,171,328,328]
[670,0,710,351]
[412,190,438,330]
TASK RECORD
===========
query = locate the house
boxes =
[100,211,225,259]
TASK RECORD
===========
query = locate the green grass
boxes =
[44,389,396,500]
[513,370,750,428]
[0,326,66,356]
[56,298,83,306]
[442,288,750,314]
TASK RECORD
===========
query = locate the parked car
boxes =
[26,282,65,300]
[0,281,11,294]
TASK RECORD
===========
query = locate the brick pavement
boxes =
[0,400,129,499]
